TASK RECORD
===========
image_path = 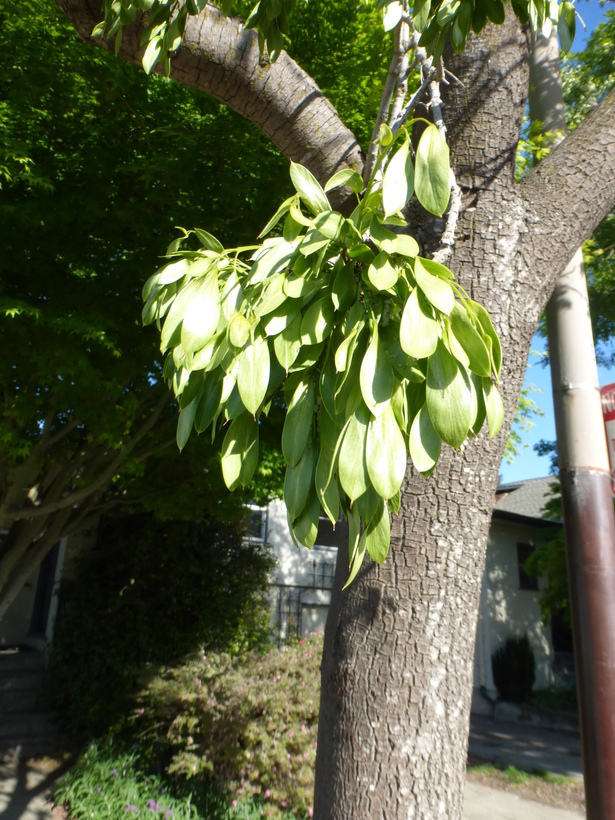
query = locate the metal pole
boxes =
[530,30,615,816]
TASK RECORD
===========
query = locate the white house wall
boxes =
[483,519,554,689]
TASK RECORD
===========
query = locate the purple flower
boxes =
[165,812,174,820]
[125,806,138,814]
[110,770,118,777]
[147,799,163,812]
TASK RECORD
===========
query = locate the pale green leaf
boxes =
[291,488,320,548]
[221,413,259,490]
[237,334,270,415]
[383,0,403,30]
[324,168,364,194]
[282,378,316,466]
[364,500,390,564]
[426,341,473,448]
[383,137,414,218]
[273,311,302,371]
[228,312,251,349]
[194,228,224,252]
[181,272,221,356]
[399,287,440,359]
[449,303,491,377]
[368,251,399,291]
[414,257,455,314]
[338,401,370,501]
[258,195,295,238]
[366,404,407,499]
[315,445,340,525]
[409,404,441,473]
[176,396,198,451]
[415,124,451,216]
[290,163,330,215]
[360,326,395,416]
[343,528,367,589]
[482,378,505,437]
[301,296,334,345]
[284,434,315,518]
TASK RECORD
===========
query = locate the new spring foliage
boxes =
[143,123,504,583]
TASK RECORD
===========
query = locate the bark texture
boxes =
[53,0,364,190]
[52,3,615,817]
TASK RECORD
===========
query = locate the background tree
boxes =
[32,0,615,816]
[0,0,296,618]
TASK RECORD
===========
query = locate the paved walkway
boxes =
[469,714,583,780]
[463,781,583,819]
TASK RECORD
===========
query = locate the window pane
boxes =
[517,543,538,591]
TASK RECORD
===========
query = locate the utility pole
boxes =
[529,30,615,816]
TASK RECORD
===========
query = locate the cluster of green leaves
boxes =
[95,0,577,79]
[144,122,503,581]
[130,635,322,817]
[402,0,576,61]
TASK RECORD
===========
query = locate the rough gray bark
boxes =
[52,3,615,817]
[54,0,364,191]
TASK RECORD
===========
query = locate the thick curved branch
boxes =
[54,0,364,187]
[519,87,615,276]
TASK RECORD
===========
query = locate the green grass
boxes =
[51,743,302,819]
[467,762,575,787]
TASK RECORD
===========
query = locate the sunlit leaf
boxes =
[290,163,330,215]
[415,124,451,216]
[409,404,441,473]
[366,404,407,499]
[426,341,472,448]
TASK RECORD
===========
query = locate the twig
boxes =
[364,21,411,183]
[432,173,462,265]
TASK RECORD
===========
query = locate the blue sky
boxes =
[499,1,614,483]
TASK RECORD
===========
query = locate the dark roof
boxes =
[493,476,562,528]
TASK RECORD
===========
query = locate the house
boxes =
[2,478,567,705]
[253,476,567,700]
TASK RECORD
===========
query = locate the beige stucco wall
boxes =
[481,518,554,690]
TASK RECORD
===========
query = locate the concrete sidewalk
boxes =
[468,714,583,780]
[463,781,583,819]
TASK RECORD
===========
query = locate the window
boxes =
[517,543,538,591]
[314,515,348,549]
[245,505,267,543]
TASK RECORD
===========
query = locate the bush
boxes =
[491,634,536,703]
[131,635,323,818]
[46,513,274,739]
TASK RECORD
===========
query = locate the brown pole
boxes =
[530,30,615,816]
[560,470,615,816]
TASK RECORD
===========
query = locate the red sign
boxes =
[601,383,615,493]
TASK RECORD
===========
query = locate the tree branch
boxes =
[519,87,615,277]
[54,0,365,189]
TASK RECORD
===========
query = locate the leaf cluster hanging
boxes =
[143,123,504,583]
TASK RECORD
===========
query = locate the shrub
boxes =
[131,635,323,819]
[46,513,274,739]
[492,634,536,703]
